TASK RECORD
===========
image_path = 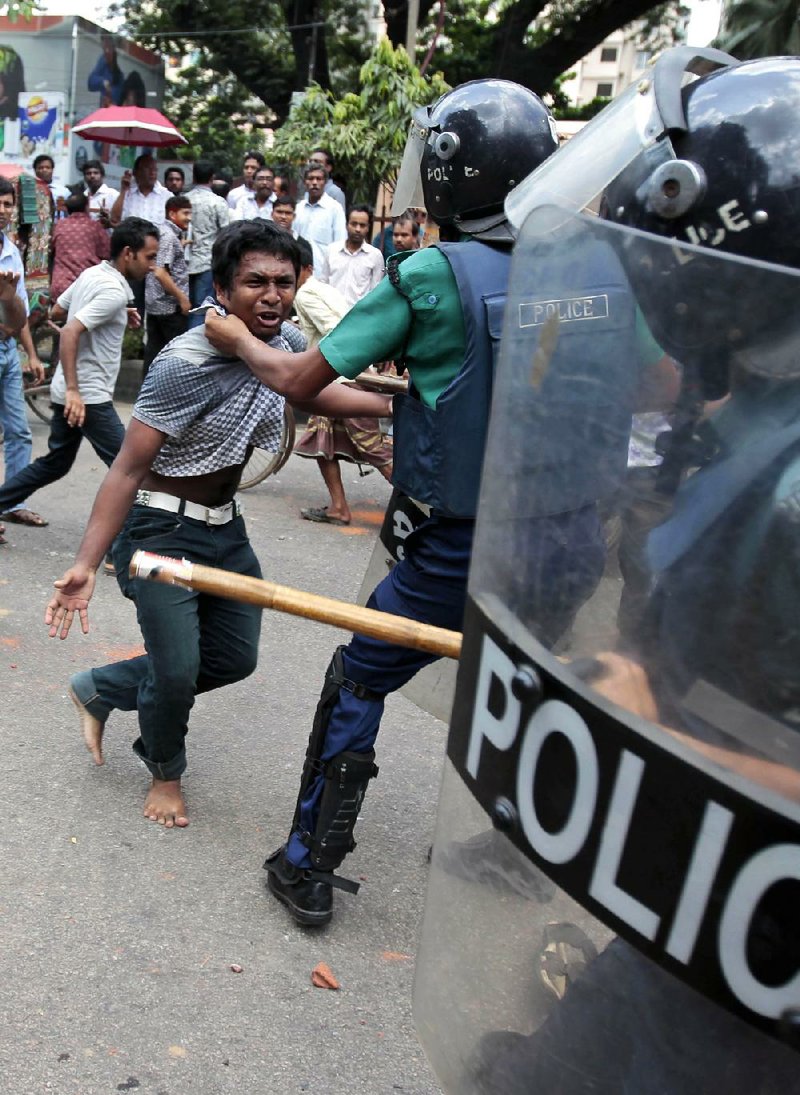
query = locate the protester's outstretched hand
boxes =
[45,566,96,639]
[205,309,250,357]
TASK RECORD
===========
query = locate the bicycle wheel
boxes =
[24,383,53,424]
[239,406,297,489]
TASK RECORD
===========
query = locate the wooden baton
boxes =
[129,550,462,660]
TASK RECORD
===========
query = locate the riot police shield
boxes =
[413,202,800,1093]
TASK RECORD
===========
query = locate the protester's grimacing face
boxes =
[215,251,296,341]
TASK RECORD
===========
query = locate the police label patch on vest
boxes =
[448,595,800,1042]
[519,294,609,327]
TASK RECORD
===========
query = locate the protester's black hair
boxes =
[165,194,192,215]
[0,176,15,200]
[296,236,313,269]
[132,152,155,173]
[212,220,300,291]
[110,216,160,259]
[393,209,420,236]
[82,159,106,177]
[66,192,88,214]
[303,161,328,183]
[193,160,215,185]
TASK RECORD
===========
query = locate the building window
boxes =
[597,82,614,98]
[600,47,617,63]
[635,50,651,70]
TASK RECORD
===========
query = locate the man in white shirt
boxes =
[232,166,276,221]
[0,218,158,520]
[226,150,265,210]
[294,163,346,276]
[186,160,231,328]
[109,154,169,227]
[82,159,119,226]
[292,236,392,526]
[320,204,384,308]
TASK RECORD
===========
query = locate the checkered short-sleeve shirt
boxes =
[133,324,288,476]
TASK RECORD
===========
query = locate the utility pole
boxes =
[405,0,419,58]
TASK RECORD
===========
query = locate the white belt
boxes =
[134,489,242,526]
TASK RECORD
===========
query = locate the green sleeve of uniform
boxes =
[319,275,412,379]
[319,248,466,409]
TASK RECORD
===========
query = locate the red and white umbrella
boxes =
[72,106,187,148]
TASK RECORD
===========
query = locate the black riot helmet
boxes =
[393,79,559,240]
[603,55,800,389]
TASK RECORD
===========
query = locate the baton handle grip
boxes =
[129,550,462,660]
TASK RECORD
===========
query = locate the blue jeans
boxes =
[0,401,124,513]
[71,506,262,780]
[0,338,33,514]
[188,270,213,330]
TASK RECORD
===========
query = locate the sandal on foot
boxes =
[1,508,48,527]
[300,506,350,526]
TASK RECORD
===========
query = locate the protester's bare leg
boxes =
[69,685,105,765]
[318,458,351,524]
[143,778,189,828]
[378,462,393,483]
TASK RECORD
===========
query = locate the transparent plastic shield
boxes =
[391,113,428,216]
[505,80,662,227]
[415,209,800,1093]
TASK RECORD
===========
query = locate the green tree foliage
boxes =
[715,0,800,57]
[0,0,40,18]
[113,0,373,125]
[404,0,688,95]
[161,60,267,171]
[271,40,449,203]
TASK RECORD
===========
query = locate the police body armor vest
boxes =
[497,218,644,520]
[392,240,511,519]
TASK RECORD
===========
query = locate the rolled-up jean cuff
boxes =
[132,737,187,781]
[69,669,113,722]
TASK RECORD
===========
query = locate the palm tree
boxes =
[715,0,800,58]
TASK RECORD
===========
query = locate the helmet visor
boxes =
[392,111,429,216]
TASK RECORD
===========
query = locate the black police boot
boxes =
[264,845,333,927]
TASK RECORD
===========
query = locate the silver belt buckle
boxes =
[137,489,151,507]
[206,504,228,526]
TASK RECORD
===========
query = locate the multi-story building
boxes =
[562,15,689,107]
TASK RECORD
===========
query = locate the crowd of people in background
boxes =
[0,141,426,543]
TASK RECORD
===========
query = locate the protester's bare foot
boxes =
[143,779,189,828]
[69,686,105,765]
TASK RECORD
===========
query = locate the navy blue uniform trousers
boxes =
[285,504,606,869]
